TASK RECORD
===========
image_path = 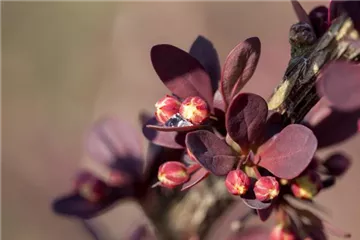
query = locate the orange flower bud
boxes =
[270,224,296,240]
[254,176,280,201]
[155,95,181,124]
[291,171,322,199]
[225,170,250,195]
[179,96,210,125]
[158,161,189,188]
[75,172,109,202]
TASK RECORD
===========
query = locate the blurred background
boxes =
[2,2,359,240]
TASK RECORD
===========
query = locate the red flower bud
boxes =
[74,172,109,202]
[291,171,322,199]
[254,176,280,201]
[225,170,250,195]
[270,224,296,240]
[155,95,181,124]
[158,161,189,188]
[179,96,209,125]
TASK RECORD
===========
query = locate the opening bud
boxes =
[158,161,189,188]
[74,172,110,202]
[225,170,250,195]
[270,224,296,240]
[254,176,280,201]
[291,171,322,199]
[155,95,181,124]
[179,96,210,125]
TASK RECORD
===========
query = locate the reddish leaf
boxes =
[189,35,221,94]
[256,124,317,179]
[309,6,329,38]
[323,152,351,177]
[85,116,143,166]
[181,168,209,191]
[185,130,235,176]
[317,61,360,111]
[220,37,261,106]
[142,117,185,149]
[146,124,203,132]
[291,0,312,25]
[151,44,213,108]
[226,93,268,151]
[241,192,272,210]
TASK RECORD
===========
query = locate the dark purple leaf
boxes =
[220,37,261,106]
[226,226,269,240]
[317,61,360,111]
[151,44,213,108]
[323,152,351,176]
[142,117,185,149]
[185,130,235,176]
[256,124,317,179]
[226,93,268,151]
[291,0,312,25]
[189,35,221,94]
[52,189,131,219]
[181,167,209,191]
[309,108,360,148]
[257,205,273,222]
[85,116,143,166]
[309,6,329,38]
[329,0,360,32]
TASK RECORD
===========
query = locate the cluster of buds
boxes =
[157,161,189,188]
[290,171,322,200]
[74,172,110,203]
[225,170,280,202]
[155,95,210,125]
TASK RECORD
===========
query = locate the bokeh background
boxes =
[2,2,359,240]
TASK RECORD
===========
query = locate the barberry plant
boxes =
[52,1,360,239]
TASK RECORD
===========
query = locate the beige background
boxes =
[2,2,360,240]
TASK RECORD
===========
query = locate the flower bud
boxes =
[179,96,209,125]
[270,224,296,240]
[158,161,189,188]
[225,170,250,195]
[155,95,181,124]
[254,176,280,201]
[291,171,322,199]
[74,172,109,202]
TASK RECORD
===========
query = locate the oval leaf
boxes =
[256,124,317,179]
[257,206,273,222]
[226,93,268,151]
[181,168,209,191]
[85,116,143,166]
[220,37,261,105]
[185,130,235,176]
[309,6,329,38]
[189,35,221,94]
[317,61,360,111]
[151,44,213,108]
[323,152,351,177]
[241,191,272,210]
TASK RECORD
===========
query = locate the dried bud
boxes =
[74,172,109,202]
[158,161,189,188]
[179,96,209,125]
[254,176,280,201]
[225,170,250,195]
[155,95,181,124]
[291,171,322,199]
[270,224,296,240]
